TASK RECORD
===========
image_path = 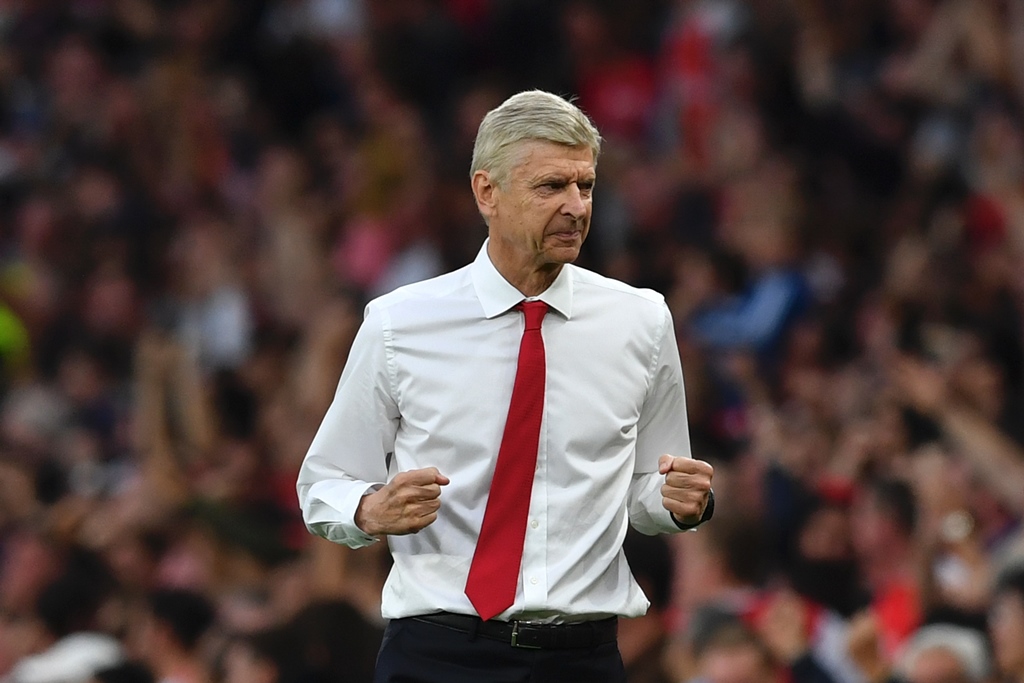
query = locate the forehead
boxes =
[509,140,595,179]
[908,647,968,683]
[994,590,1024,616]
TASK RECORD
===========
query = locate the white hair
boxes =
[898,624,991,682]
[470,90,601,187]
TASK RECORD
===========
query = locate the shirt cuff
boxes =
[305,481,382,548]
[671,489,715,530]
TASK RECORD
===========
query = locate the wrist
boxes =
[671,489,715,530]
[355,490,382,537]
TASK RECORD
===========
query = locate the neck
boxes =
[486,240,562,297]
[511,266,562,297]
[861,547,914,592]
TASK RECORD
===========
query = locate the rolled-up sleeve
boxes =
[296,303,400,548]
[628,304,694,535]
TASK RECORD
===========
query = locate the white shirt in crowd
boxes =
[6,632,123,683]
[297,241,692,622]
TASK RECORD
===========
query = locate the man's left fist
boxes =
[658,455,714,527]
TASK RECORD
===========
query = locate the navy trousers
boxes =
[373,617,627,683]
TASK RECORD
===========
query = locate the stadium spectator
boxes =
[990,565,1024,683]
[0,1,1022,681]
[134,589,215,683]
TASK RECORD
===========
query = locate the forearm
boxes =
[298,462,382,548]
[627,471,713,534]
[297,303,400,546]
[627,471,686,535]
[165,340,214,458]
[938,404,1024,515]
[134,334,190,505]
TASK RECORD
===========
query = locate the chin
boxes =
[547,246,582,265]
[544,234,584,259]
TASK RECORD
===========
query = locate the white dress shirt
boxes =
[297,241,692,622]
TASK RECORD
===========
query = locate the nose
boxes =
[561,184,587,220]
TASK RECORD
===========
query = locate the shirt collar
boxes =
[471,239,574,320]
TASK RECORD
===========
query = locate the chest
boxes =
[389,310,658,438]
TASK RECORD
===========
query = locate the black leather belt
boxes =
[411,612,618,649]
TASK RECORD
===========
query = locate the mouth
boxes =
[548,228,582,243]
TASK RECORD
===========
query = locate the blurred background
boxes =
[1,1,1024,682]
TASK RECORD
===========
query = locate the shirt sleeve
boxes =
[296,302,400,548]
[627,303,695,535]
[689,270,803,351]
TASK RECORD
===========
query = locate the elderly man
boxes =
[898,624,992,683]
[991,565,1024,683]
[297,90,714,683]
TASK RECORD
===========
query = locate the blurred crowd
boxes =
[0,0,1023,682]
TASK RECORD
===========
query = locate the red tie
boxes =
[465,300,548,621]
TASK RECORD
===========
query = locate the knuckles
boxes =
[662,498,702,517]
[661,483,710,500]
[669,458,714,478]
[663,472,713,490]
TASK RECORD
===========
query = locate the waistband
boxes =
[409,612,618,650]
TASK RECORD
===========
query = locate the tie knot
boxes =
[517,300,548,331]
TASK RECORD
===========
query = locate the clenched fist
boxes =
[355,467,450,537]
[658,455,713,527]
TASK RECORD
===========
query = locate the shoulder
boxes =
[569,265,668,317]
[567,266,672,346]
[364,266,473,317]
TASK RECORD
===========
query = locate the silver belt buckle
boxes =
[510,621,542,649]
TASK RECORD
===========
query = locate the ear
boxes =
[471,170,499,223]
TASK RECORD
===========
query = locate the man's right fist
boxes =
[355,467,450,536]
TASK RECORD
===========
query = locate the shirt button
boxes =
[530,519,539,529]
[530,576,538,585]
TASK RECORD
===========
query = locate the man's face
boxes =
[905,647,970,683]
[699,643,780,683]
[991,591,1024,675]
[478,140,595,274]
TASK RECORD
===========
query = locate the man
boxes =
[897,624,991,683]
[135,588,215,683]
[850,478,921,656]
[990,564,1024,683]
[297,90,714,683]
[7,570,124,683]
[684,615,786,683]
